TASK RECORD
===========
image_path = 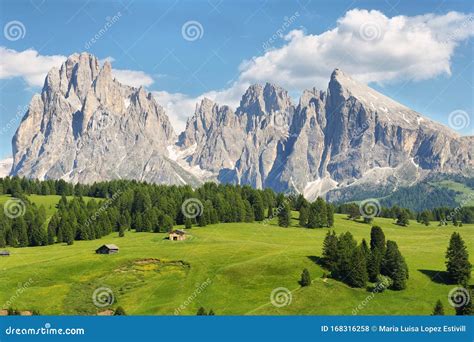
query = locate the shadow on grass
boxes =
[307,256,325,268]
[418,269,450,284]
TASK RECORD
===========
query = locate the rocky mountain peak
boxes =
[237,83,292,116]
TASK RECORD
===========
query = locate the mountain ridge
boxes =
[9,52,473,202]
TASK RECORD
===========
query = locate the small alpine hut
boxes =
[95,244,119,254]
[169,230,186,241]
[0,250,10,257]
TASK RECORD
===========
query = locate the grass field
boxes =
[0,196,472,316]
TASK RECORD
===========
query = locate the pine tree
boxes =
[278,202,291,227]
[252,193,265,221]
[347,246,368,288]
[197,307,207,315]
[445,232,471,285]
[119,226,125,237]
[333,232,357,280]
[267,202,274,218]
[299,206,308,227]
[326,204,334,227]
[208,309,215,315]
[114,306,127,315]
[432,300,444,315]
[396,210,410,226]
[322,230,338,270]
[185,217,192,229]
[382,240,409,290]
[300,268,311,287]
[368,226,386,281]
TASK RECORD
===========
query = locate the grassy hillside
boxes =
[0,208,472,315]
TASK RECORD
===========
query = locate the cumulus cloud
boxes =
[112,69,154,88]
[0,48,154,88]
[238,9,474,90]
[0,47,66,87]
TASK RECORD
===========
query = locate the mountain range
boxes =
[8,52,474,204]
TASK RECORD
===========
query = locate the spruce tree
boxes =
[432,300,444,315]
[396,210,410,226]
[368,226,386,282]
[322,230,338,271]
[185,217,192,229]
[197,307,207,315]
[299,206,309,227]
[445,232,471,285]
[347,246,368,288]
[300,268,311,287]
[381,240,408,290]
[278,202,291,227]
[114,306,127,315]
[333,232,357,280]
[326,204,334,227]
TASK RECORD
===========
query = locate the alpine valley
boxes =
[9,53,474,209]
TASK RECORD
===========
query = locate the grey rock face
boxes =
[12,52,197,185]
[11,54,472,199]
[179,69,473,199]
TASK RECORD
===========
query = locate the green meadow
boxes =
[0,195,472,315]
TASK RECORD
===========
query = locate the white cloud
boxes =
[112,69,154,88]
[0,48,154,89]
[152,82,248,132]
[1,10,472,134]
[0,47,66,87]
[238,9,474,90]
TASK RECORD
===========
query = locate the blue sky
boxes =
[0,0,473,159]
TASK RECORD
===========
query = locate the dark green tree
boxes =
[278,202,291,227]
[322,230,338,270]
[432,300,444,315]
[381,240,409,290]
[300,268,311,287]
[445,232,471,285]
[114,306,127,315]
[347,246,368,288]
[299,205,308,227]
